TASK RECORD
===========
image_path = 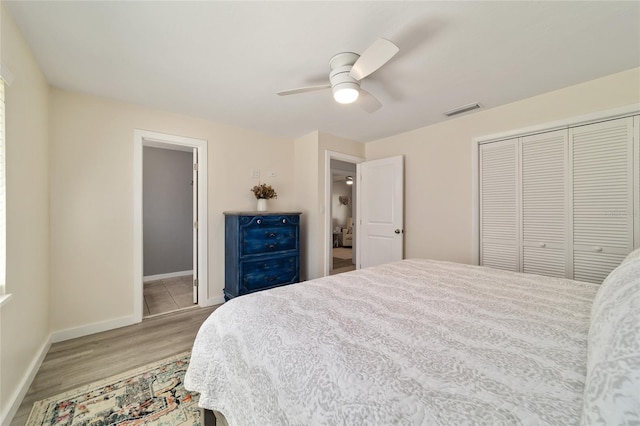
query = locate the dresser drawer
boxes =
[240,215,298,256]
[241,255,298,291]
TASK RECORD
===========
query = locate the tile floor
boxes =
[143,275,196,317]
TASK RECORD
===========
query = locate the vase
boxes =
[257,198,268,212]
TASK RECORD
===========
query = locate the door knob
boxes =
[395,229,401,234]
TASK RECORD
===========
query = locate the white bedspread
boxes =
[185,259,598,425]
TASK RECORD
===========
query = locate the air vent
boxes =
[443,102,481,117]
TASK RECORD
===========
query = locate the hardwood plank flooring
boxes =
[11,305,219,425]
[331,247,355,275]
[330,264,356,275]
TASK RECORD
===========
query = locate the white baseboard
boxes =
[51,315,137,343]
[2,334,52,426]
[143,270,193,283]
[201,294,225,307]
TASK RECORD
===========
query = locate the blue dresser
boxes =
[224,212,301,300]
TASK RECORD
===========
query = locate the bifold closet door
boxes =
[480,139,519,271]
[570,117,635,284]
[521,130,567,278]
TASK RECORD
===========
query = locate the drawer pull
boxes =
[266,243,277,249]
[264,275,279,282]
[282,219,287,224]
[265,231,279,238]
[256,219,262,225]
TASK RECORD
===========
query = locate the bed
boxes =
[185,253,640,425]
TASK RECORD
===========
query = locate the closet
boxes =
[479,114,639,284]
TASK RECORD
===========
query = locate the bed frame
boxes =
[202,409,224,426]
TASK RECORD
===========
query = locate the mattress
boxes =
[185,259,599,425]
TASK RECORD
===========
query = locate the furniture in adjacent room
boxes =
[223,212,301,300]
[332,231,342,248]
[342,217,353,247]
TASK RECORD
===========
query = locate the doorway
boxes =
[324,151,364,276]
[142,146,194,317]
[133,130,208,323]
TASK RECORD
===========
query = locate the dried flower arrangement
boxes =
[250,183,278,200]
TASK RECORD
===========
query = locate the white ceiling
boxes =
[5,1,640,142]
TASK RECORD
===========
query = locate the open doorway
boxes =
[324,151,364,276]
[133,130,208,323]
[142,146,195,317]
[330,163,356,274]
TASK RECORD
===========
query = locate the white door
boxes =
[192,148,199,303]
[570,117,635,283]
[357,155,404,268]
[521,130,567,278]
[479,138,520,271]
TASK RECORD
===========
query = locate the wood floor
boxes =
[11,305,219,425]
[331,247,355,275]
[330,264,356,275]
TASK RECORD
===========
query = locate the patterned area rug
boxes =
[27,352,200,426]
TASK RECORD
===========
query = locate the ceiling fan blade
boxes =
[349,38,399,81]
[277,84,331,96]
[358,88,382,113]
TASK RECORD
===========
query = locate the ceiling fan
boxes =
[277,38,399,113]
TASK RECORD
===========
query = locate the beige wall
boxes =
[293,132,364,280]
[366,67,640,265]
[49,89,295,333]
[0,4,51,421]
[293,131,319,280]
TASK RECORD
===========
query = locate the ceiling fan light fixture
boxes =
[277,38,398,112]
[333,83,359,104]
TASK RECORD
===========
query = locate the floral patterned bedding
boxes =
[185,259,599,425]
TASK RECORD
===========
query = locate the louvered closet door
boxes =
[570,117,634,284]
[521,130,567,277]
[480,139,519,271]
